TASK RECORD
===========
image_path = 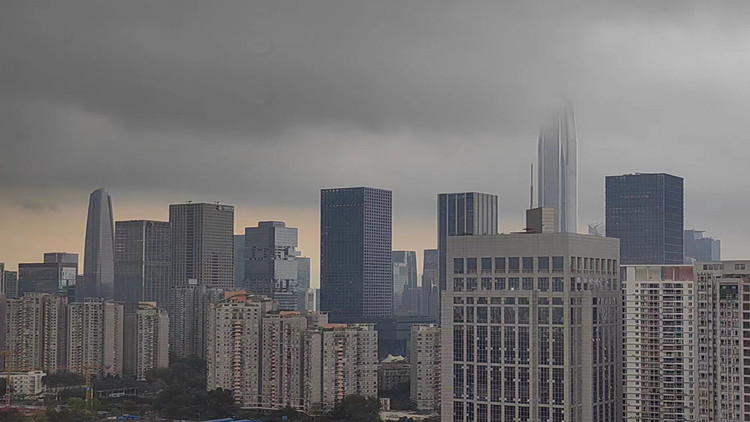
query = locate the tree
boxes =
[328,395,381,422]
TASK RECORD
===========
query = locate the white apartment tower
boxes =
[442,231,621,422]
[622,265,695,421]
[5,293,67,372]
[68,298,124,376]
[134,302,169,380]
[410,324,441,412]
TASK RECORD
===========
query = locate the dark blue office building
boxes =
[605,173,684,265]
[320,187,392,322]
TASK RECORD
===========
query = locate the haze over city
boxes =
[2,0,749,284]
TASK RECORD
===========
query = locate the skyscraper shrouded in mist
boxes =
[320,187,392,322]
[244,221,300,310]
[437,193,498,293]
[605,173,684,265]
[538,103,578,233]
[82,188,115,299]
[169,202,234,290]
[114,220,171,308]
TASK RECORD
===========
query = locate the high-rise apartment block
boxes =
[320,187,392,322]
[410,324,441,412]
[82,188,115,299]
[114,220,171,308]
[437,193,498,293]
[169,282,226,358]
[684,229,720,264]
[605,173,684,265]
[244,221,300,310]
[393,251,418,315]
[538,104,578,233]
[622,265,695,421]
[68,298,124,376]
[124,302,169,380]
[5,293,68,372]
[18,255,77,296]
[170,202,234,290]
[442,231,621,422]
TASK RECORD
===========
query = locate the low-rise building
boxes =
[378,355,410,390]
[0,370,46,396]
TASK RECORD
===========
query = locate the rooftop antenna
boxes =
[529,163,534,209]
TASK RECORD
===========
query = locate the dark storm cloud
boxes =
[2,0,750,253]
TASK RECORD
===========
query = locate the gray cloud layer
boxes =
[1,1,749,253]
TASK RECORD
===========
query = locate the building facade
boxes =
[244,221,300,310]
[5,293,67,373]
[2,270,18,299]
[82,188,116,299]
[421,249,440,319]
[114,220,171,308]
[234,234,245,287]
[684,229,720,264]
[0,371,46,396]
[410,324,441,412]
[621,265,695,422]
[320,187,392,321]
[441,232,621,422]
[18,258,77,296]
[605,173,684,265]
[134,302,169,380]
[392,251,418,315]
[537,104,578,233]
[68,298,124,376]
[169,282,226,358]
[170,202,234,290]
[437,193,498,294]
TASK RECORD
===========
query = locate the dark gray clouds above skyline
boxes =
[1,1,749,260]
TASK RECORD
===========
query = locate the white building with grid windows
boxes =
[441,231,621,422]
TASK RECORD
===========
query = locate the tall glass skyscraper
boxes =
[605,173,684,265]
[82,188,115,299]
[320,187,392,322]
[114,220,171,308]
[538,104,578,233]
[437,193,498,292]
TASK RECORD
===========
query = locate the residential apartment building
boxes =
[169,282,227,358]
[442,231,621,422]
[68,298,124,376]
[5,293,67,373]
[0,370,46,396]
[622,265,695,421]
[124,302,169,380]
[410,324,441,412]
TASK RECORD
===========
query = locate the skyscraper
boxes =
[68,298,124,376]
[170,202,234,292]
[82,188,115,299]
[114,220,171,307]
[537,104,578,233]
[605,173,684,265]
[442,230,622,421]
[392,251,418,314]
[244,221,300,310]
[18,254,77,296]
[2,270,18,299]
[234,234,245,287]
[420,249,439,319]
[437,193,498,293]
[684,229,720,263]
[320,187,392,322]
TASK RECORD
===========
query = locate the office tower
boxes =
[68,298,124,376]
[320,187,392,322]
[605,173,684,265]
[694,260,750,422]
[2,269,18,299]
[114,220,171,307]
[684,229,720,264]
[296,257,312,310]
[82,188,115,299]
[437,193,498,293]
[622,265,695,421]
[234,234,245,287]
[421,249,439,319]
[5,293,68,372]
[169,282,226,358]
[537,104,578,233]
[304,323,379,411]
[410,324,441,412]
[441,230,622,422]
[18,255,77,296]
[170,202,234,289]
[206,292,276,406]
[525,207,556,233]
[244,221,300,310]
[128,302,169,380]
[392,251,418,315]
[298,288,317,312]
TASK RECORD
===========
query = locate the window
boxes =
[509,257,520,273]
[737,264,746,270]
[509,277,519,290]
[539,277,549,291]
[522,257,534,273]
[552,256,564,271]
[494,277,506,290]
[522,277,534,290]
[538,256,549,272]
[481,257,492,273]
[552,277,564,292]
[467,258,477,274]
[454,278,464,291]
[454,258,464,274]
[495,257,506,272]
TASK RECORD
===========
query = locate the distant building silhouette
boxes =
[684,229,720,263]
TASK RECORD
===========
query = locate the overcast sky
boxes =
[1,1,749,283]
